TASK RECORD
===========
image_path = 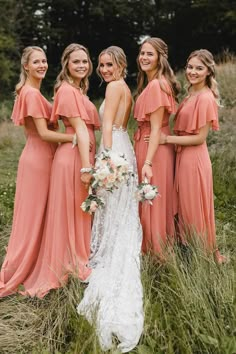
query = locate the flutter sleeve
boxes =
[50,83,91,124]
[11,87,52,126]
[174,91,219,134]
[134,78,176,122]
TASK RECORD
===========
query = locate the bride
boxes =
[77,46,144,353]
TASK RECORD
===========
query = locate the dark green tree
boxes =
[0,0,20,98]
[0,0,235,98]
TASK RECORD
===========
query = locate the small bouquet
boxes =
[81,190,105,215]
[90,149,133,193]
[136,179,159,205]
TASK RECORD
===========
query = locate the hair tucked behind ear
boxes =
[54,43,93,94]
[186,49,220,105]
[15,46,46,95]
[135,37,180,101]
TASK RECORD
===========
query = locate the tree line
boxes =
[0,0,235,99]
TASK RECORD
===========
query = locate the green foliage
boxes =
[0,243,235,354]
[1,0,235,98]
[0,0,19,98]
[0,100,13,124]
[0,180,15,231]
[0,60,235,353]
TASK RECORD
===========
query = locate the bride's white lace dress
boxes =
[77,101,144,353]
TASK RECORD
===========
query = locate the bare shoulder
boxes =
[106,80,124,92]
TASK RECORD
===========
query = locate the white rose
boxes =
[110,152,128,167]
[143,185,152,193]
[145,190,157,200]
[96,166,111,180]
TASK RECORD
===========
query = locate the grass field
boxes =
[0,61,235,354]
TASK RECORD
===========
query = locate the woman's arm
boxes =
[102,82,121,149]
[68,117,90,167]
[142,107,164,182]
[161,123,210,146]
[68,116,91,187]
[33,118,73,143]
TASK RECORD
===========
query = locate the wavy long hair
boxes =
[15,46,46,95]
[135,37,180,101]
[186,49,220,104]
[54,43,93,94]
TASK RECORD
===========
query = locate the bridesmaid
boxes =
[133,37,180,257]
[160,49,226,264]
[0,46,74,297]
[22,43,100,298]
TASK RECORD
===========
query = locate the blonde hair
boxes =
[186,49,220,103]
[135,37,180,101]
[15,46,46,95]
[54,43,93,94]
[96,46,128,82]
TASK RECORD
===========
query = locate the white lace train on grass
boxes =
[77,128,144,353]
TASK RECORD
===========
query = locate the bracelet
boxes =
[72,133,77,148]
[164,135,168,144]
[144,160,152,167]
[80,167,92,174]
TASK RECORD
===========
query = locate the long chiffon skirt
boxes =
[134,124,175,255]
[0,134,56,297]
[22,127,95,298]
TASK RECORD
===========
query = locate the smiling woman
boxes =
[77,45,144,353]
[21,43,100,298]
[133,37,180,258]
[0,46,74,298]
[160,49,227,264]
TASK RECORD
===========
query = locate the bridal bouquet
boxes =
[81,189,105,215]
[136,180,159,205]
[90,149,133,193]
[81,149,133,214]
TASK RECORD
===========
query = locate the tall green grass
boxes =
[0,60,235,354]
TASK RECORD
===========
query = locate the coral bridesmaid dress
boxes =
[133,78,176,255]
[0,86,56,297]
[22,81,100,298]
[173,89,219,250]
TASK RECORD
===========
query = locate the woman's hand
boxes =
[81,172,92,189]
[159,132,167,144]
[143,135,150,143]
[89,140,93,152]
[142,164,153,183]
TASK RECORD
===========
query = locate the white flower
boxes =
[137,181,159,204]
[143,185,152,193]
[110,152,128,167]
[145,190,157,200]
[96,165,111,180]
